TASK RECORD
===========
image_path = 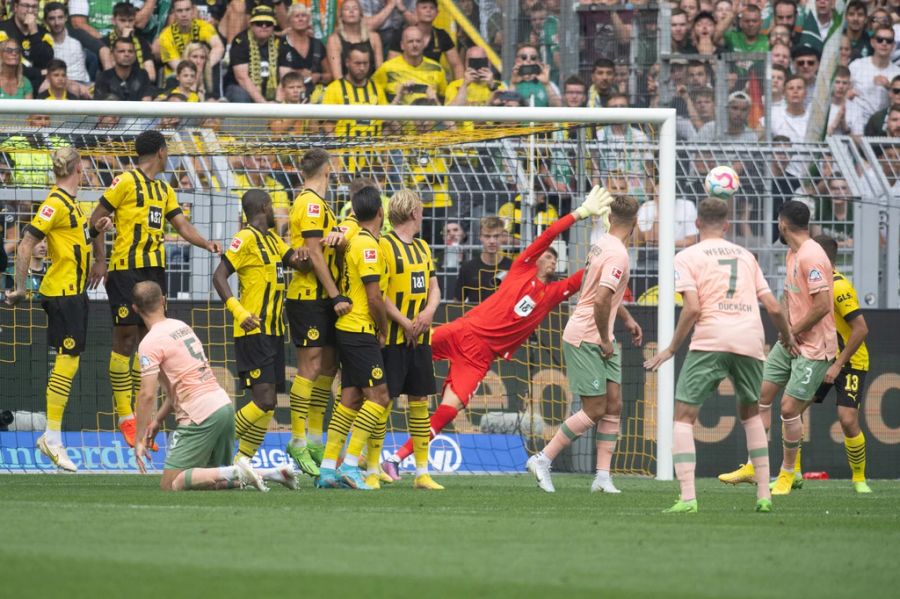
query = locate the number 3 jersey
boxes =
[25,186,92,296]
[379,230,435,346]
[138,318,230,426]
[99,169,183,271]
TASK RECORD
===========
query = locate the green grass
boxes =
[2,475,898,599]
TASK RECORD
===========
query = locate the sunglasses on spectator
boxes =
[2,47,21,54]
[891,87,900,94]
[253,22,275,28]
[795,59,817,66]
[874,36,895,45]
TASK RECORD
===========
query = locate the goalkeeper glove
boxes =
[225,297,256,329]
[574,186,614,220]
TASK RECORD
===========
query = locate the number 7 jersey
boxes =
[99,169,183,271]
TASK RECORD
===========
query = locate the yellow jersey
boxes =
[287,188,338,300]
[380,231,435,346]
[498,197,559,240]
[24,187,92,296]
[833,270,869,371]
[321,78,387,137]
[100,169,182,271]
[403,152,452,208]
[231,173,290,212]
[223,225,291,338]
[336,228,388,335]
[159,19,218,77]
[372,55,448,102]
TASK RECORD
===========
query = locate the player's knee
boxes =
[113,326,139,354]
[838,409,859,434]
[251,389,277,412]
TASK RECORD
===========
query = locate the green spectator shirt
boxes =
[723,31,769,53]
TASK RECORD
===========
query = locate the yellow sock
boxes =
[323,402,358,467]
[345,401,386,467]
[307,375,333,443]
[289,375,314,441]
[109,351,133,419]
[844,432,867,482]
[234,400,270,458]
[408,399,431,472]
[794,443,802,474]
[130,354,142,398]
[47,354,80,430]
[366,400,391,473]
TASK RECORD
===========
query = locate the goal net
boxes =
[0,100,676,478]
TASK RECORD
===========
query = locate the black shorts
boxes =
[382,344,436,398]
[235,333,286,392]
[813,367,867,410]
[42,294,89,356]
[286,298,336,348]
[106,267,167,326]
[336,330,386,389]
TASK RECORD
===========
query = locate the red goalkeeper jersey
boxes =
[460,213,584,359]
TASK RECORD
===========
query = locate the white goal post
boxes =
[0,99,676,480]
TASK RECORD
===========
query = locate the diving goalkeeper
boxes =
[382,187,615,476]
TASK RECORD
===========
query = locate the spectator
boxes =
[850,26,900,126]
[828,65,864,136]
[446,45,502,107]
[713,0,733,26]
[561,74,586,108]
[717,4,768,53]
[69,0,112,60]
[269,71,309,135]
[328,0,382,80]
[797,0,840,54]
[0,0,54,91]
[595,93,651,201]
[792,45,820,106]
[680,0,699,25]
[770,0,799,40]
[361,0,415,56]
[498,186,559,244]
[770,74,809,142]
[453,0,480,56]
[845,0,872,61]
[768,24,792,47]
[527,2,559,83]
[587,57,614,108]
[156,0,224,79]
[0,38,33,99]
[43,3,90,85]
[670,9,697,54]
[509,42,560,107]
[167,60,202,102]
[687,59,712,89]
[613,59,629,95]
[697,90,759,142]
[770,40,791,68]
[770,63,788,109]
[100,3,156,83]
[403,97,453,245]
[637,192,698,250]
[156,92,187,130]
[131,0,173,42]
[839,34,852,67]
[93,37,152,101]
[193,0,229,28]
[278,3,330,100]
[454,215,513,304]
[225,5,282,103]
[818,177,854,248]
[373,25,446,102]
[864,77,900,135]
[692,11,718,55]
[639,63,660,108]
[439,220,466,271]
[676,86,715,140]
[769,135,798,239]
[230,152,290,234]
[322,45,388,137]
[389,0,461,79]
[37,59,84,100]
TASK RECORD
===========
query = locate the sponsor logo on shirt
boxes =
[610,267,624,281]
[110,176,121,188]
[140,355,151,369]
[363,248,377,263]
[39,205,55,221]
[808,268,823,282]
[229,237,243,252]
[307,202,321,217]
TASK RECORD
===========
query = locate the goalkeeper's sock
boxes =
[322,403,358,470]
[234,400,272,459]
[344,401,386,468]
[366,400,391,475]
[395,403,458,461]
[844,432,867,482]
[45,354,80,446]
[781,414,802,471]
[742,415,771,500]
[307,375,333,444]
[109,351,133,419]
[289,375,314,445]
[542,410,595,461]
[408,399,431,475]
[672,421,696,502]
[595,415,620,474]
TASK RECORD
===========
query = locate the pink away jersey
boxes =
[138,318,230,425]
[674,238,771,360]
[563,233,630,346]
[785,239,837,361]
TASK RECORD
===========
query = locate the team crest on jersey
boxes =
[363,248,377,263]
[250,369,261,379]
[371,367,383,380]
[229,237,243,252]
[118,306,129,319]
[62,337,75,350]
[307,202,321,217]
[514,295,536,317]
[307,327,320,341]
[140,355,151,369]
[808,268,823,282]
[39,205,55,221]
[610,267,624,281]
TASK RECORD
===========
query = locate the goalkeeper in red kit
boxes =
[381,187,616,478]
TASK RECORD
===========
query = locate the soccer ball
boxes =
[704,166,740,199]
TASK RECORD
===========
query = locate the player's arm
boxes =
[827,284,869,383]
[617,304,643,346]
[593,285,616,358]
[790,289,831,337]
[5,230,39,305]
[365,279,389,344]
[212,258,260,333]
[134,369,160,474]
[385,298,416,346]
[759,290,797,354]
[169,212,222,254]
[304,234,351,315]
[412,275,442,338]
[644,289,699,371]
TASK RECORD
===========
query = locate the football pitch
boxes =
[2,475,898,599]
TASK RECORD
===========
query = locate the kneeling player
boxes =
[644,199,794,513]
[132,281,296,491]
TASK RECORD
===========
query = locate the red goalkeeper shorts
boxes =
[431,321,495,408]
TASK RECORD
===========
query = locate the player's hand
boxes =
[4,289,25,306]
[824,362,841,385]
[206,240,222,255]
[88,260,108,290]
[95,216,114,234]
[599,338,615,359]
[332,295,352,316]
[644,347,673,371]
[323,230,344,247]
[240,313,261,332]
[781,332,800,357]
[134,441,149,474]
[292,246,312,272]
[463,67,478,85]
[377,331,387,347]
[412,310,434,338]
[144,420,160,452]
[574,186,613,220]
[537,63,551,85]
[625,319,643,346]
